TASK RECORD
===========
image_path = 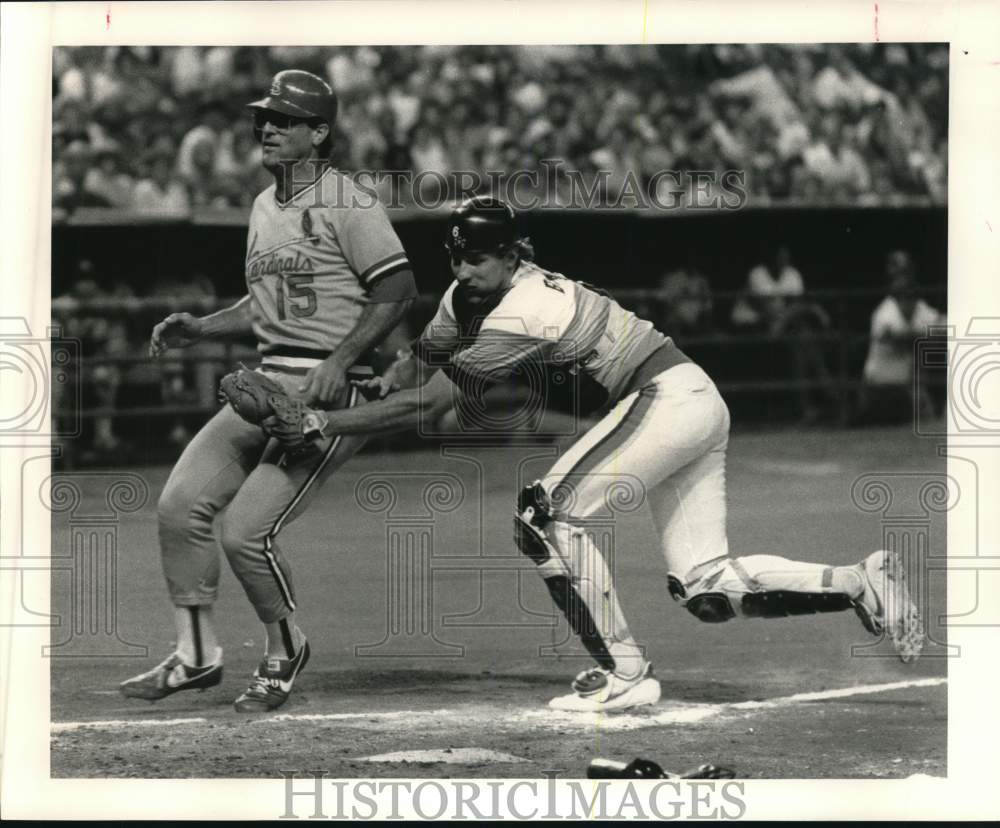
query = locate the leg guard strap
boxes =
[544,574,616,671]
[514,481,569,578]
[667,565,737,623]
[740,591,854,618]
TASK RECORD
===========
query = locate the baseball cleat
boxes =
[233,639,311,713]
[119,649,223,700]
[853,548,925,663]
[549,662,660,713]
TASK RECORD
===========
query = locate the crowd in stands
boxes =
[52,44,948,216]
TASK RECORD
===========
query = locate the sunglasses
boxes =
[252,110,318,132]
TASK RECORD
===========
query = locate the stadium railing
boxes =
[50,285,947,459]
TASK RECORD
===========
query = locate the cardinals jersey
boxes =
[245,168,410,364]
[416,262,686,415]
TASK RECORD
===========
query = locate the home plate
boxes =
[358,748,528,764]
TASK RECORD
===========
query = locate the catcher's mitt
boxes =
[218,368,314,453]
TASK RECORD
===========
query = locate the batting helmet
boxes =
[247,69,338,126]
[446,196,522,256]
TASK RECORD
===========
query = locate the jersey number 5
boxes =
[276,274,317,320]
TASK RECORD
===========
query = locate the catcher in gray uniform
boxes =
[119,69,416,712]
[252,196,924,713]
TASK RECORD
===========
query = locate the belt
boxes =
[621,340,693,397]
[259,359,374,379]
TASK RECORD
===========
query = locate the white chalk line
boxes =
[730,676,947,710]
[550,676,948,733]
[51,677,945,735]
[52,717,207,733]
[358,748,529,765]
[264,709,451,723]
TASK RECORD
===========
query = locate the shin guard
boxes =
[515,482,642,674]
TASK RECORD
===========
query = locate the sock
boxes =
[174,605,220,666]
[265,618,300,660]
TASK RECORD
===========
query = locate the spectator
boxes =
[803,112,871,199]
[813,47,891,111]
[658,255,715,340]
[54,46,100,103]
[202,47,236,91]
[919,137,947,203]
[787,159,824,202]
[168,46,206,98]
[830,122,872,196]
[52,98,95,147]
[133,148,191,212]
[84,140,135,208]
[734,244,805,331]
[710,55,801,130]
[409,120,451,182]
[53,141,113,214]
[149,272,223,448]
[50,261,131,456]
[858,98,917,194]
[386,73,422,136]
[175,99,234,181]
[708,96,750,167]
[181,137,232,208]
[376,143,417,206]
[859,251,945,423]
[591,125,639,196]
[859,159,899,206]
[51,44,948,208]
[733,245,835,422]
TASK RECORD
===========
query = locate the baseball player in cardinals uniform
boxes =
[120,70,416,712]
[303,196,924,713]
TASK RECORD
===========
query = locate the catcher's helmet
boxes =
[247,69,338,126]
[446,196,522,256]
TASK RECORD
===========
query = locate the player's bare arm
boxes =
[298,297,414,407]
[149,295,254,359]
[354,346,421,399]
[312,367,454,438]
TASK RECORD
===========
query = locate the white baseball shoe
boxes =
[549,662,660,713]
[853,548,925,663]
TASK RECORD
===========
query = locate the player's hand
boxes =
[299,356,349,408]
[352,351,415,400]
[149,312,204,359]
[351,374,400,401]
